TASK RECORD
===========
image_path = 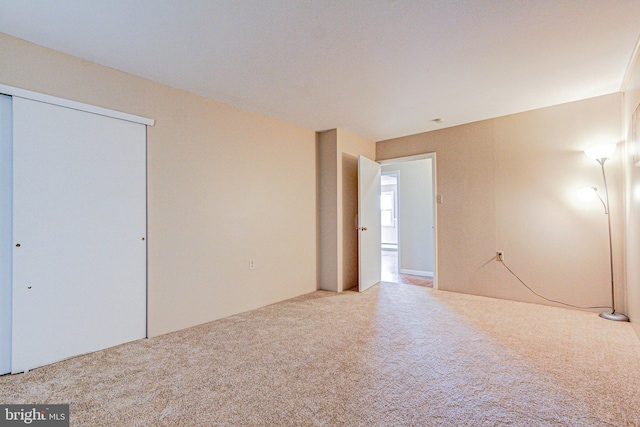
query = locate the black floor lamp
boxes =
[582,144,629,322]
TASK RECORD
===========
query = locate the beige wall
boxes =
[623,49,640,338]
[0,33,318,337]
[318,128,375,292]
[377,94,624,312]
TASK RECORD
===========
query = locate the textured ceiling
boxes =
[1,1,639,141]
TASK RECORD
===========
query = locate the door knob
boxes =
[355,226,368,231]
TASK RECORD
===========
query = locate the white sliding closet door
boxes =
[11,97,147,373]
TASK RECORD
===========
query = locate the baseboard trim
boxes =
[400,269,433,277]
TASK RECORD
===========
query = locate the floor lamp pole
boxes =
[597,158,629,322]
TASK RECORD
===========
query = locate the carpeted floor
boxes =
[1,283,639,426]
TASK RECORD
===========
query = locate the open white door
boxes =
[358,155,381,292]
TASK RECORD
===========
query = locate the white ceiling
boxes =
[1,1,639,141]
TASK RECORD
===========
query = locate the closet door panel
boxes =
[0,94,12,375]
[11,97,146,373]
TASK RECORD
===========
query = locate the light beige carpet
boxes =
[1,282,639,426]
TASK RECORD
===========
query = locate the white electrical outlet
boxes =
[496,251,504,262]
[249,259,255,270]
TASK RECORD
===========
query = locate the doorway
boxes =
[379,154,437,288]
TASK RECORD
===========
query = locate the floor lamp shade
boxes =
[585,144,616,160]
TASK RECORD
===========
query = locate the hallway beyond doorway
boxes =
[381,249,433,288]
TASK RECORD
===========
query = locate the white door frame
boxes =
[379,153,438,289]
[381,170,399,250]
[0,94,12,375]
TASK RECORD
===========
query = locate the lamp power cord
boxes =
[500,260,611,310]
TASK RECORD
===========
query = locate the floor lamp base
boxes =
[599,311,629,322]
